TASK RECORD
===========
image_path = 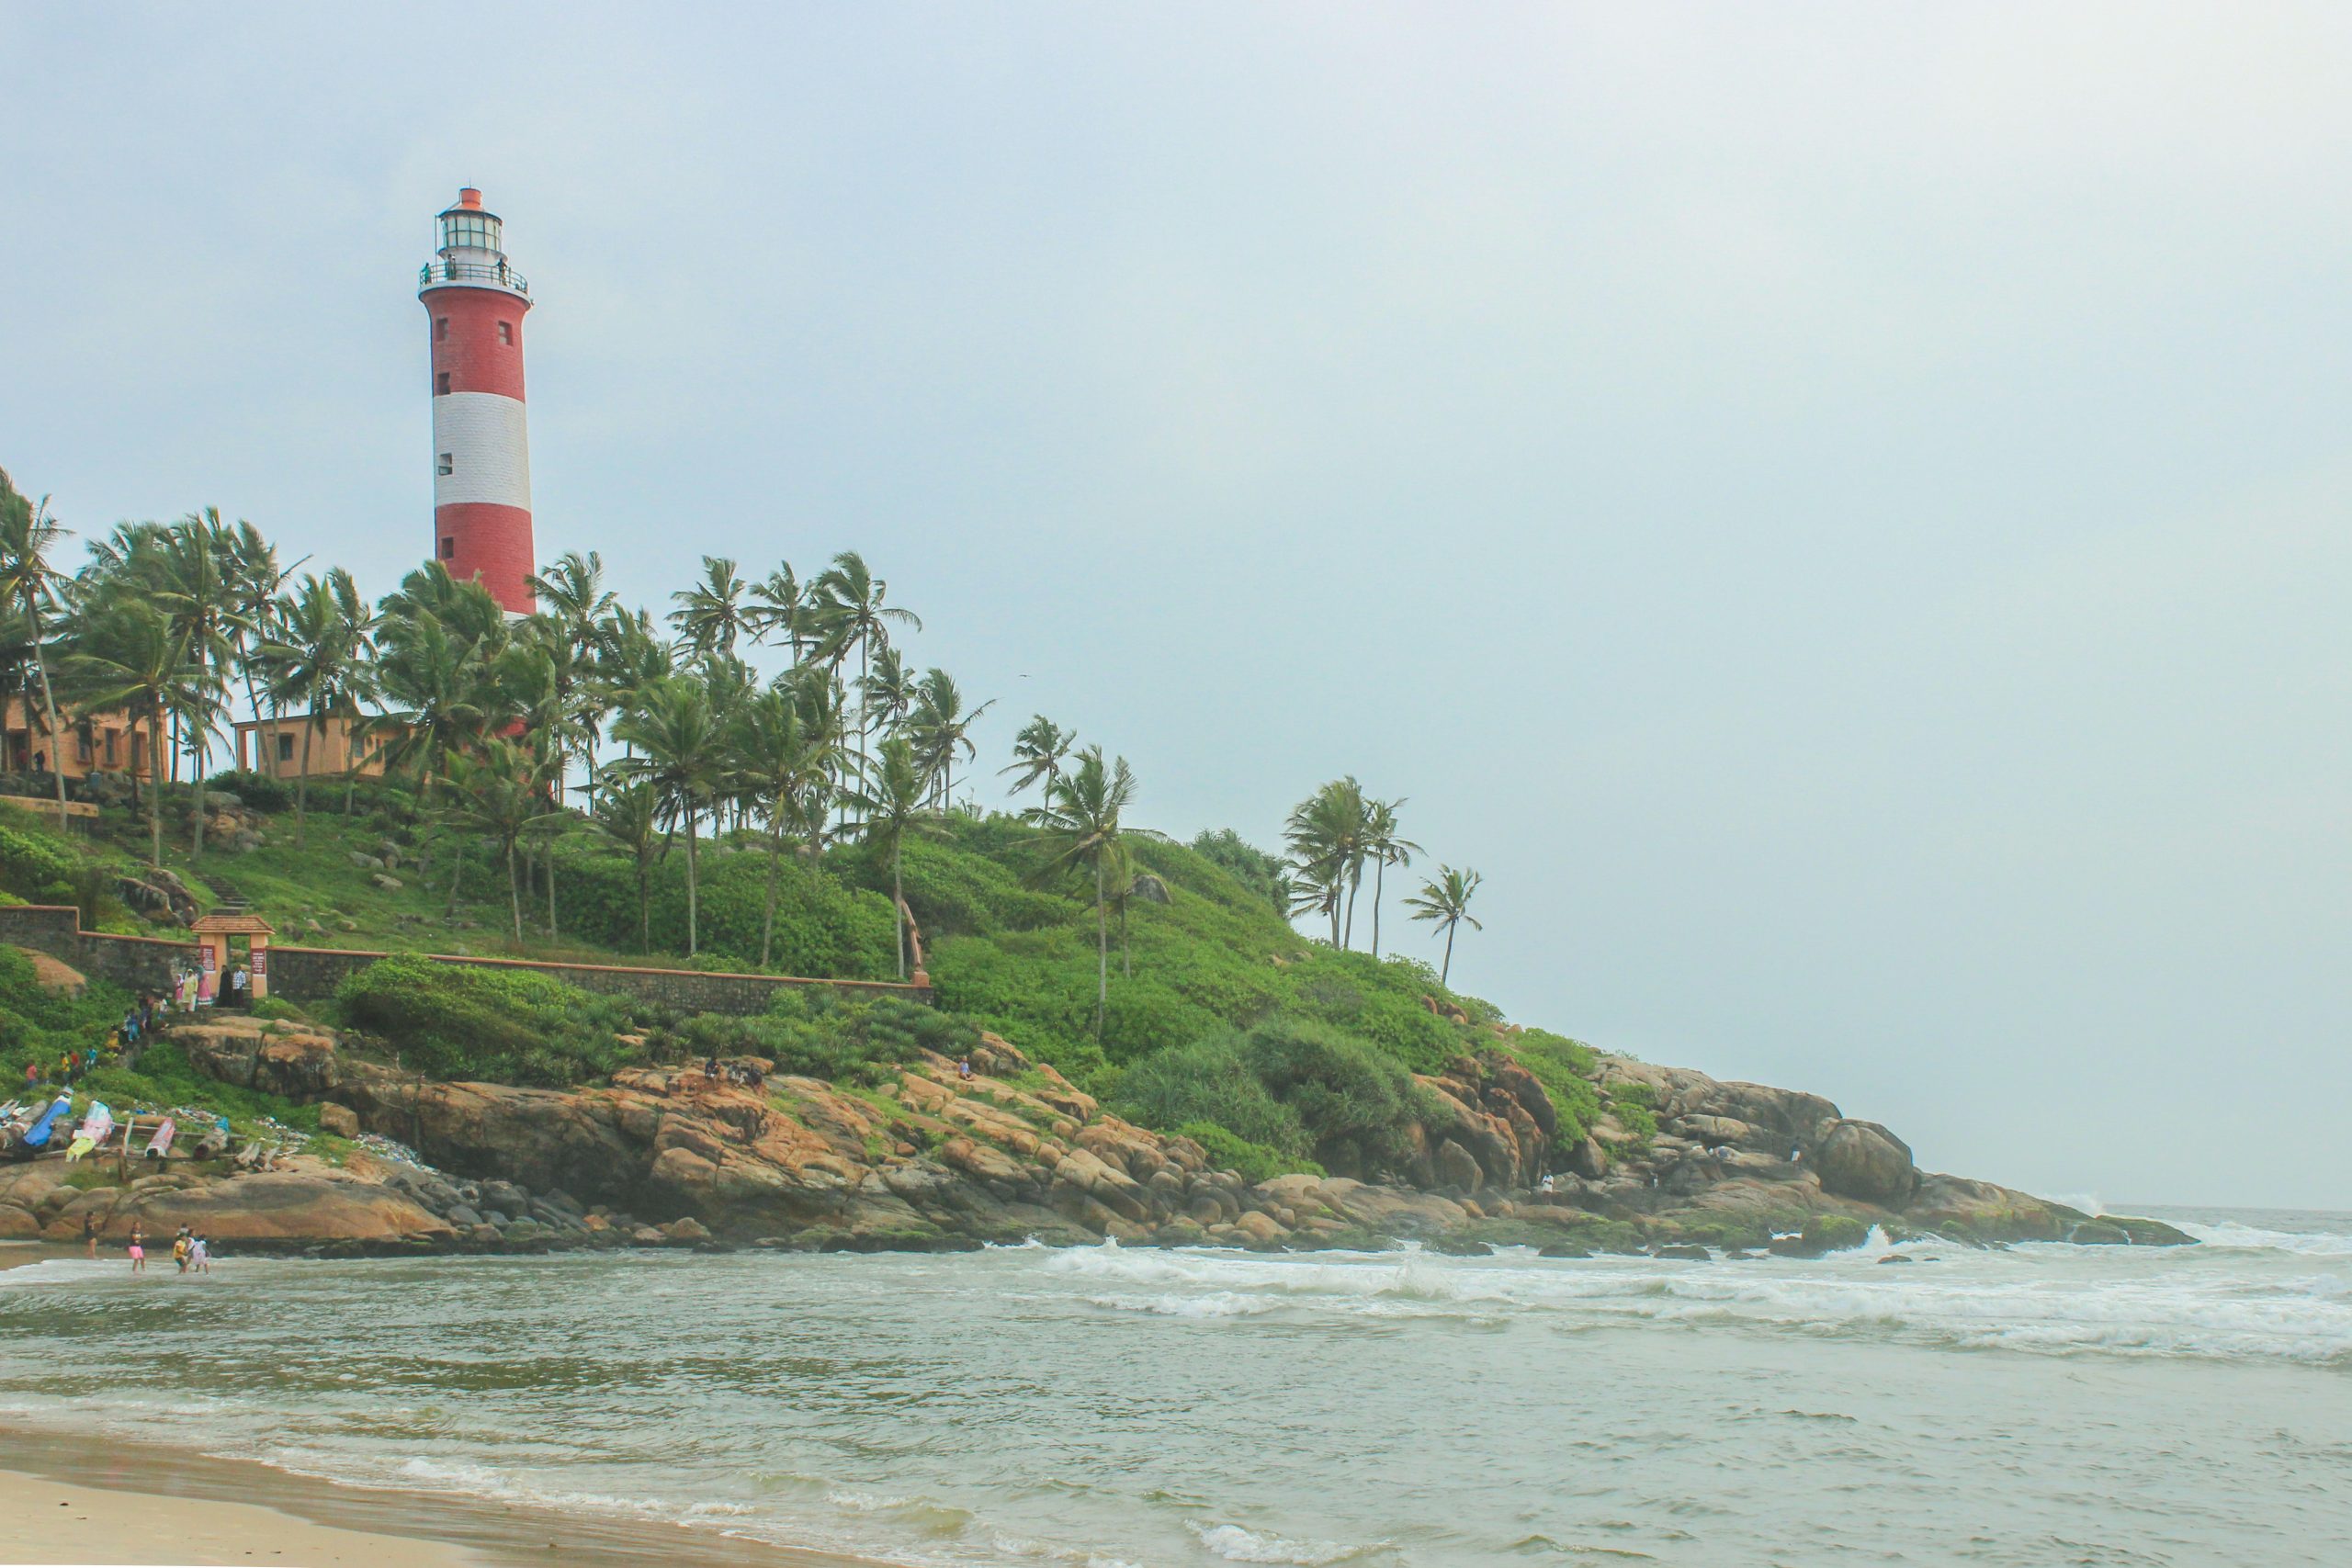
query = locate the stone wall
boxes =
[0,906,930,1015]
[0,904,195,994]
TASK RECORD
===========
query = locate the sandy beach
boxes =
[0,1427,882,1568]
[0,1467,479,1566]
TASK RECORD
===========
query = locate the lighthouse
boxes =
[419,186,536,615]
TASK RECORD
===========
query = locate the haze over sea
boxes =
[3,1209,2347,1566]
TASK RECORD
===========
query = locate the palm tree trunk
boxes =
[1441,923,1455,987]
[1094,860,1108,1040]
[684,811,700,957]
[636,861,650,954]
[1370,860,1384,959]
[188,720,208,856]
[546,841,559,942]
[892,839,907,980]
[506,842,522,941]
[447,834,466,917]
[28,631,68,834]
[761,830,783,967]
[144,714,165,868]
[295,709,315,845]
[1342,874,1357,950]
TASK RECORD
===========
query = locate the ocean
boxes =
[2,1207,2346,1566]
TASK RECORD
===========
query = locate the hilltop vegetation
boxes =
[4,474,1626,1186]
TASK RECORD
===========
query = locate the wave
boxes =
[1189,1521,1395,1564]
[1044,1238,2352,1366]
[2173,1219,2352,1257]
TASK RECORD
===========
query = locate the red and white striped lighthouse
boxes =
[420,186,536,615]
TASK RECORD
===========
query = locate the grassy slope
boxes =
[6,787,1634,1174]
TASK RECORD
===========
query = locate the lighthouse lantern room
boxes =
[419,186,536,615]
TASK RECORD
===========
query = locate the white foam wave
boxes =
[1087,1291,1282,1318]
[2174,1219,2352,1257]
[1189,1521,1387,1564]
[1046,1235,2352,1365]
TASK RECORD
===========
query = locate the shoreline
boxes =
[0,1424,890,1568]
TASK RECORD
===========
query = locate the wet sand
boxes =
[0,1422,884,1567]
[0,1465,480,1566]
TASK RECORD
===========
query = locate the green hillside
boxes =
[4,790,1631,1183]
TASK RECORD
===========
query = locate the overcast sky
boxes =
[5,4,2346,1208]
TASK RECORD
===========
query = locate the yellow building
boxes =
[0,694,156,782]
[232,716,399,780]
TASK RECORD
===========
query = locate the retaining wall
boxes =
[0,906,930,1014]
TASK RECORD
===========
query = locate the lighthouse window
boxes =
[437,453,454,476]
[498,321,514,345]
[435,317,449,342]
[435,371,451,395]
[440,536,456,559]
[442,212,501,252]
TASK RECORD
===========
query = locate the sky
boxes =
[4,3,2346,1209]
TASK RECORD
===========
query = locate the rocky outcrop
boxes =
[1813,1119,1917,1205]
[0,1153,454,1252]
[15,1015,2185,1257]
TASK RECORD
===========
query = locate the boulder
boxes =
[1566,1135,1609,1180]
[369,874,403,891]
[1433,1138,1484,1193]
[317,1103,360,1137]
[661,1216,712,1245]
[1813,1120,1917,1206]
[1230,1211,1287,1247]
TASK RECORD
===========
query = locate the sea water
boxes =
[2,1207,2347,1566]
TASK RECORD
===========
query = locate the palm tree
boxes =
[257,569,378,844]
[1283,777,1368,948]
[733,686,833,967]
[841,737,947,979]
[810,551,921,819]
[669,555,749,658]
[443,738,565,942]
[589,779,663,954]
[66,600,189,869]
[0,471,73,830]
[1025,745,1136,1040]
[1363,797,1420,960]
[529,549,618,782]
[1001,714,1073,800]
[222,517,297,750]
[744,561,809,661]
[605,675,729,957]
[1405,865,1483,987]
[906,668,993,807]
[154,511,251,835]
[859,644,916,744]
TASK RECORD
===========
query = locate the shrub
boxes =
[1115,1033,1309,1157]
[1176,1122,1321,1184]
[335,953,644,1086]
[1187,829,1292,916]
[203,769,293,812]
[0,817,81,905]
[554,843,899,980]
[1241,1015,1428,1178]
[0,944,130,1077]
[646,991,983,1089]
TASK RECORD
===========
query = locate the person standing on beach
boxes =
[191,1235,210,1274]
[128,1226,146,1273]
[81,1213,96,1258]
[172,1228,192,1273]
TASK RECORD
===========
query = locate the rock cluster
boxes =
[0,1016,2192,1257]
